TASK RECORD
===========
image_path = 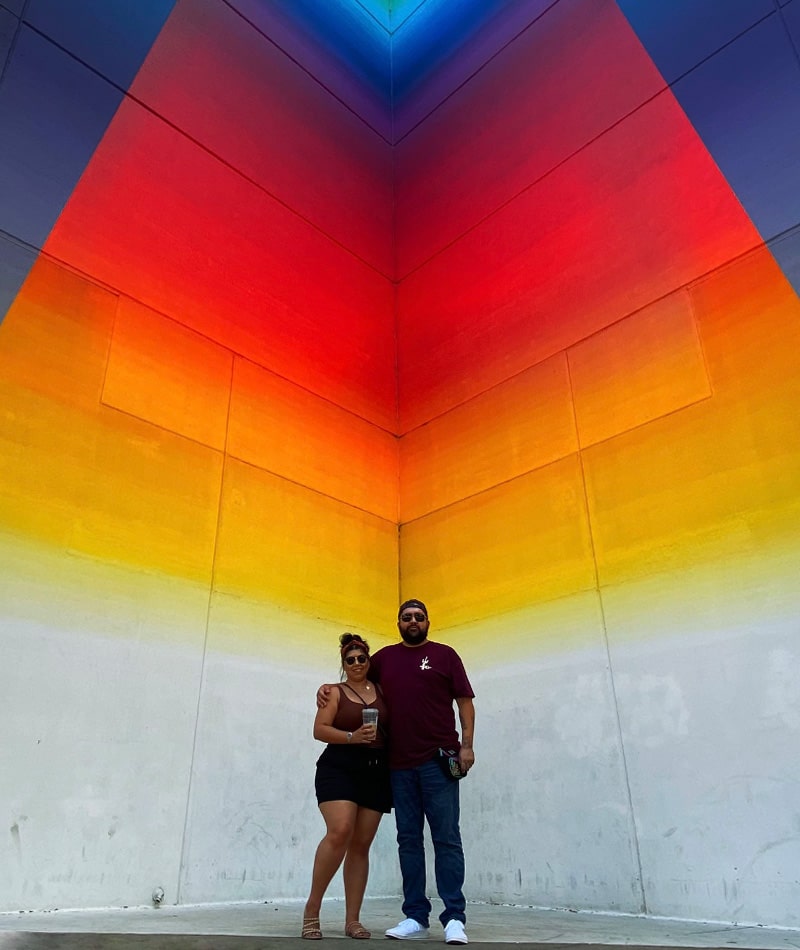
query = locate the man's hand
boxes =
[455,696,475,774]
[316,683,333,709]
[458,747,475,774]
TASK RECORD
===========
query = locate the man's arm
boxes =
[455,696,475,773]
[316,683,335,709]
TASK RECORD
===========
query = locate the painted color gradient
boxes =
[1,0,799,928]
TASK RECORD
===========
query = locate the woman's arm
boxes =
[313,688,374,745]
[313,686,340,741]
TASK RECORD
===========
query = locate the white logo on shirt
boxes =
[420,657,431,670]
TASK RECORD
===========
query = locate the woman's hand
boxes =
[351,723,377,744]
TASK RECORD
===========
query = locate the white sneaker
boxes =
[385,918,430,940]
[443,920,468,945]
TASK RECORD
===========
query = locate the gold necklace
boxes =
[346,680,372,699]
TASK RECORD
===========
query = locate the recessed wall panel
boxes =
[584,248,800,590]
[400,455,595,628]
[0,386,223,583]
[0,256,113,408]
[0,262,223,584]
[43,99,396,429]
[397,89,760,431]
[569,291,711,448]
[228,357,398,520]
[103,297,233,451]
[399,354,576,522]
[214,458,397,631]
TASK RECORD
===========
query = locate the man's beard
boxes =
[400,624,428,645]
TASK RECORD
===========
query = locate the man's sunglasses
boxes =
[400,612,426,622]
[344,654,368,666]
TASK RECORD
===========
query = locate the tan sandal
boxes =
[346,921,371,939]
[302,917,322,940]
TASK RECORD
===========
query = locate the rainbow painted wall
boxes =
[1,0,799,926]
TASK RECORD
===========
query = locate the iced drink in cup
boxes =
[362,708,378,738]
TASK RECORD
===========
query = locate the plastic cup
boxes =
[362,708,379,728]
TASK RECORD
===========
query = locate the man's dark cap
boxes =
[398,599,428,619]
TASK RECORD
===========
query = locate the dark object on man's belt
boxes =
[438,747,465,779]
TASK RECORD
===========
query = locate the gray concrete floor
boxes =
[1,899,799,948]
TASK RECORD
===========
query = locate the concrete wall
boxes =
[0,0,399,912]
[396,0,800,928]
[1,0,799,929]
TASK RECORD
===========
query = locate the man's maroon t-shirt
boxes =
[369,640,474,769]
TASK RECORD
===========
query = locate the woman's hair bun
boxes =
[339,632,370,654]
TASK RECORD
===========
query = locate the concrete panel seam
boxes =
[566,351,648,915]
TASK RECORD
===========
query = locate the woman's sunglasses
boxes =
[344,654,368,666]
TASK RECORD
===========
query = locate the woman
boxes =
[302,633,391,940]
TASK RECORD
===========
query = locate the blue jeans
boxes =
[391,759,466,927]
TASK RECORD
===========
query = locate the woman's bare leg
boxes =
[304,800,357,918]
[343,807,383,926]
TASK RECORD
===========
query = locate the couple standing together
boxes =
[302,599,476,944]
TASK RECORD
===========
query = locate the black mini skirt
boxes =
[315,745,392,813]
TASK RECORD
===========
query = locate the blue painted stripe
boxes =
[0,235,37,329]
[0,1,177,325]
[616,1,800,298]
[25,0,177,89]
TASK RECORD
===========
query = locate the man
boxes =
[319,599,475,944]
